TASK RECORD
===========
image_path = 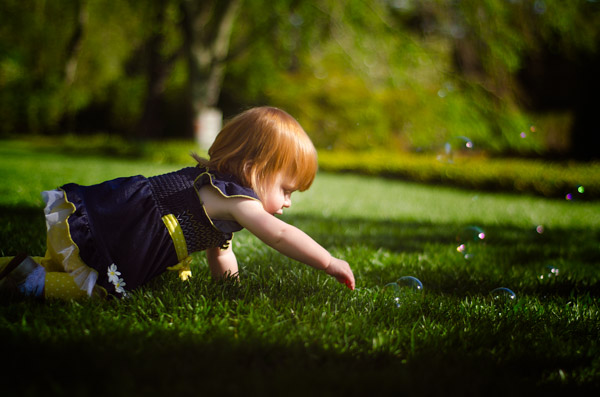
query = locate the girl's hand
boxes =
[325,257,355,290]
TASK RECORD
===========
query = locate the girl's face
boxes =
[262,173,294,215]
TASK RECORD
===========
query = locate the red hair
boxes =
[194,107,318,200]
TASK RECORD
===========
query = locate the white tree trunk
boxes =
[181,0,242,144]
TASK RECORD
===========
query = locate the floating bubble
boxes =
[534,0,547,14]
[289,13,304,27]
[520,125,538,139]
[490,287,516,301]
[456,226,485,259]
[536,225,545,234]
[437,136,474,163]
[457,226,486,243]
[438,82,456,98]
[383,282,402,307]
[461,138,474,149]
[565,185,585,201]
[396,276,424,293]
[547,265,560,277]
[539,265,560,280]
[456,244,474,260]
[383,276,424,307]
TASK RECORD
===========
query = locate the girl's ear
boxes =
[243,161,253,173]
[243,161,255,188]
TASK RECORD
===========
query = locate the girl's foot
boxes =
[0,253,39,293]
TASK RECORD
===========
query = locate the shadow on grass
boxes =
[0,205,46,256]
[0,327,589,397]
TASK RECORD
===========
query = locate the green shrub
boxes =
[317,150,600,200]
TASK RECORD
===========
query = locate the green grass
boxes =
[1,140,599,396]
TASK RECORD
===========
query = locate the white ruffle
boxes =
[42,189,99,296]
[42,189,71,230]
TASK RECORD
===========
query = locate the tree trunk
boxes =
[64,0,88,85]
[61,0,88,132]
[180,0,243,146]
[137,0,180,139]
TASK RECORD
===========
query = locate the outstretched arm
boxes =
[230,198,355,290]
[199,184,355,289]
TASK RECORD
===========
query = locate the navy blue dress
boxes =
[60,167,259,296]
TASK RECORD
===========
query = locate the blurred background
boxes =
[1,0,599,160]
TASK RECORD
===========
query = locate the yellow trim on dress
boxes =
[162,214,193,281]
[162,214,188,260]
[164,169,257,280]
[193,170,258,249]
[196,169,260,201]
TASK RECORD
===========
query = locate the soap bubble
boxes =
[490,287,516,302]
[383,276,424,307]
[535,225,545,234]
[396,276,424,293]
[437,136,473,163]
[546,265,560,277]
[456,244,474,260]
[534,0,547,14]
[565,185,585,201]
[458,226,486,242]
[539,265,560,280]
[456,226,485,259]
[383,282,402,307]
[520,125,537,140]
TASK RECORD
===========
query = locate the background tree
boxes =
[176,0,242,142]
[136,0,183,139]
[0,0,598,159]
[402,0,600,159]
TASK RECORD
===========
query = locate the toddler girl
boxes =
[0,107,355,299]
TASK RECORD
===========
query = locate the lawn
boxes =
[1,140,599,396]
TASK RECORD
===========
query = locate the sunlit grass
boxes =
[1,140,599,395]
